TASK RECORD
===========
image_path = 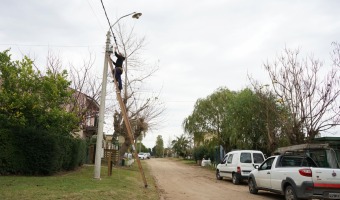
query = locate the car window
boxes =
[280,156,318,167]
[253,153,265,164]
[227,154,233,164]
[259,157,275,170]
[221,154,229,164]
[240,153,252,163]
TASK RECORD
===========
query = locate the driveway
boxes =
[146,158,284,200]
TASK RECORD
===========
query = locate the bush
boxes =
[0,127,86,175]
[193,145,218,163]
[0,129,25,174]
[193,145,208,161]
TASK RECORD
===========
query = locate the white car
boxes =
[248,154,340,200]
[138,152,148,160]
[216,150,265,184]
[146,153,151,159]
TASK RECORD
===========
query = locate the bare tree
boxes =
[111,24,165,157]
[264,43,340,144]
[45,51,103,136]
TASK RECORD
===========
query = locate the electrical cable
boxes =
[100,0,118,47]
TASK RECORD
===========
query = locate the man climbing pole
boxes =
[111,47,125,92]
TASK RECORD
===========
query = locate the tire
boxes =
[232,173,240,185]
[248,178,258,194]
[285,185,298,200]
[216,170,223,180]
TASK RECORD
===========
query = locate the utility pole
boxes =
[94,31,111,179]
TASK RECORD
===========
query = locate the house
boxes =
[67,90,100,139]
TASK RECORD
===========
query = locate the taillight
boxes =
[237,166,241,173]
[299,168,312,177]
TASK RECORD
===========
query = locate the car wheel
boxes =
[248,178,258,194]
[285,185,297,200]
[216,170,223,180]
[232,173,240,185]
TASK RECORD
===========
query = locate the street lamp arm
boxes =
[109,12,142,47]
[110,12,139,28]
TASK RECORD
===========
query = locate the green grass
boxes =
[0,161,159,200]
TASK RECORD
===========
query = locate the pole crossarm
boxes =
[108,55,148,188]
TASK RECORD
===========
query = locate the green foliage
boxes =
[0,50,84,175]
[0,128,86,175]
[154,135,164,157]
[0,50,79,133]
[0,129,24,174]
[171,134,190,158]
[184,87,288,155]
[193,145,207,161]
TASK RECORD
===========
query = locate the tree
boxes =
[183,87,286,154]
[183,88,235,151]
[154,135,164,157]
[111,24,165,158]
[264,44,340,143]
[171,134,190,158]
[0,50,78,134]
[44,51,103,138]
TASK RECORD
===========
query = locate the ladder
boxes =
[108,55,148,188]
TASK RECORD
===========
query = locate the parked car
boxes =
[138,152,148,160]
[146,153,151,159]
[248,154,340,200]
[216,150,265,184]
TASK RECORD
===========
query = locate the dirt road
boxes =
[146,158,284,200]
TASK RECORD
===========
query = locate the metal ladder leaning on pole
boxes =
[108,54,148,188]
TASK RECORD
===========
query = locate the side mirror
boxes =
[254,165,259,169]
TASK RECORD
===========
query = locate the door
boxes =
[225,153,236,179]
[219,154,229,177]
[255,157,275,189]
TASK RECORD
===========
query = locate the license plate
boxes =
[329,193,340,199]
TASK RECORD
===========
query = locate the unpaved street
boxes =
[146,158,284,200]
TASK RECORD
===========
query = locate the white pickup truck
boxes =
[248,154,340,200]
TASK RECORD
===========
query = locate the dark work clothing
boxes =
[114,67,123,91]
[112,51,125,91]
[114,51,125,67]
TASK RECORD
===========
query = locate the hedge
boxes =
[193,145,218,163]
[0,128,86,175]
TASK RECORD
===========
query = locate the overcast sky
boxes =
[1,0,340,148]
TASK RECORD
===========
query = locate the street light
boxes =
[109,12,142,47]
[94,12,142,180]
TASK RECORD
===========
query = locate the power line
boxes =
[99,0,118,46]
[86,0,105,31]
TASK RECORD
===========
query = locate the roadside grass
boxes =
[0,161,159,200]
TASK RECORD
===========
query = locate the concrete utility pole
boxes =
[93,11,142,180]
[94,31,111,179]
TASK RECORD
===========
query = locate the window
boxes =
[253,153,264,164]
[240,153,252,163]
[221,154,228,164]
[227,154,233,164]
[260,157,275,170]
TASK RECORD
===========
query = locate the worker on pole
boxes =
[111,47,125,92]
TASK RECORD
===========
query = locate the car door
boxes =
[225,153,235,179]
[255,157,275,189]
[219,154,229,177]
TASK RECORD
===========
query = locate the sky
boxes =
[1,0,340,148]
